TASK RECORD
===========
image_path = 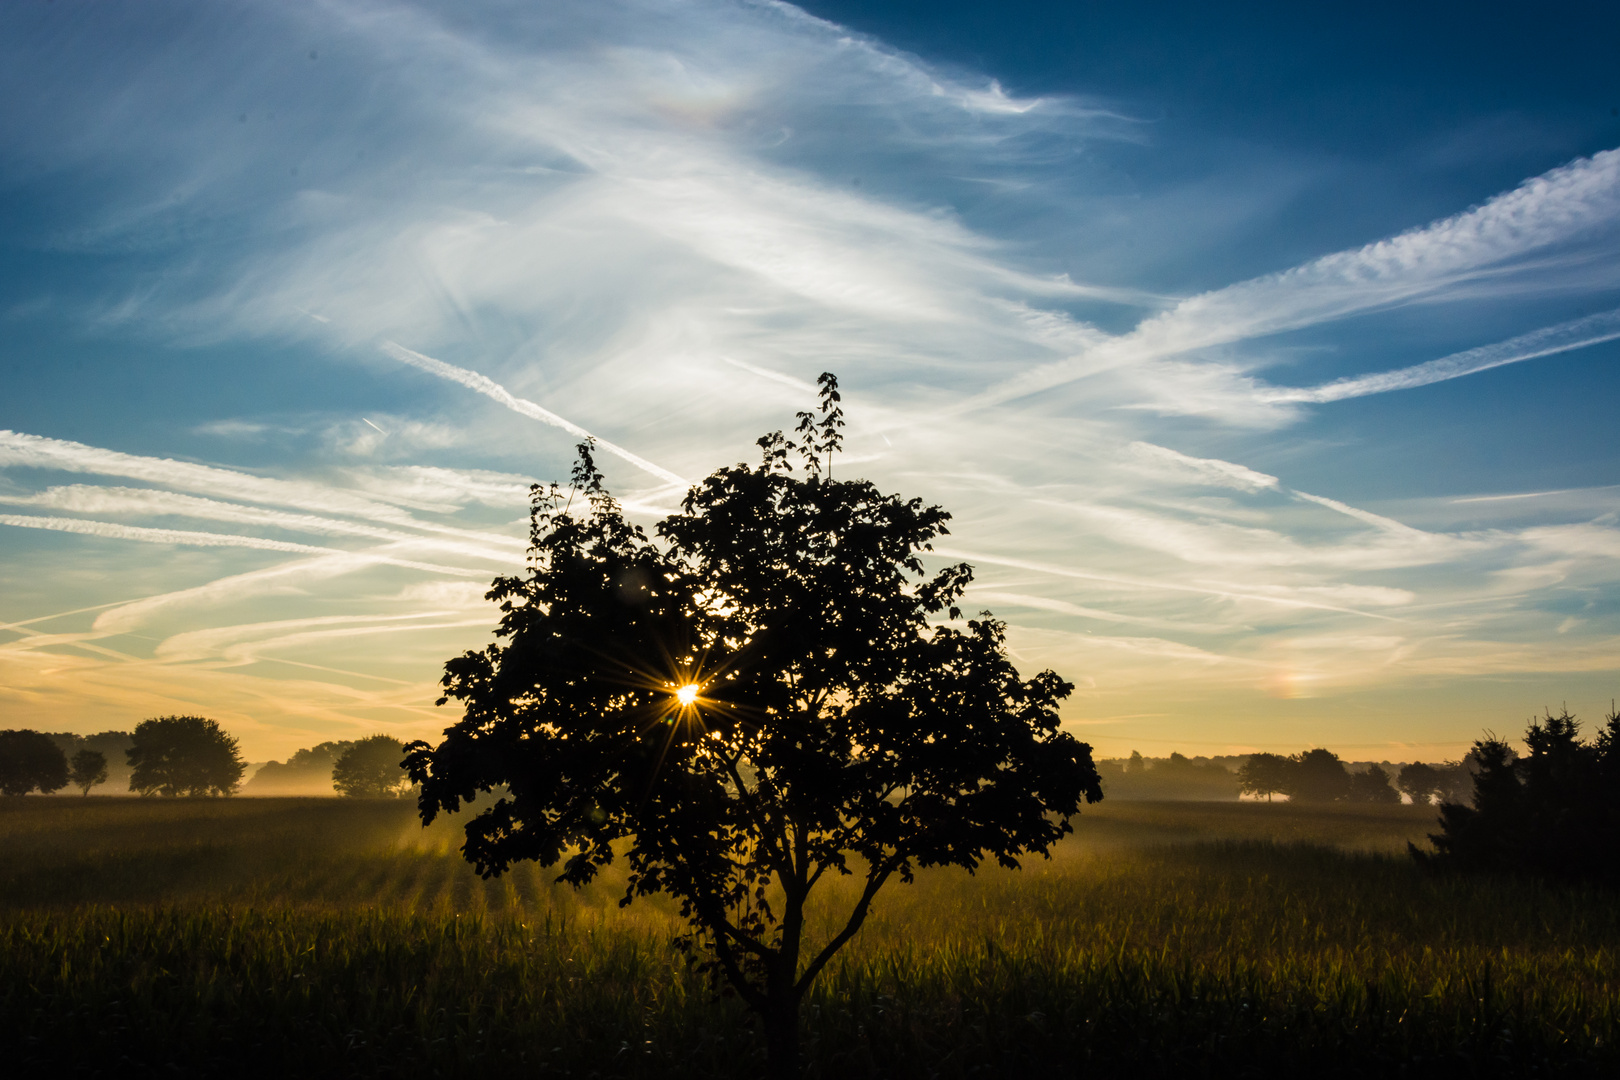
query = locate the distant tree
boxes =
[245,740,355,794]
[0,730,69,796]
[1238,752,1293,801]
[127,716,245,797]
[407,378,1101,1078]
[332,735,409,798]
[1287,748,1352,803]
[1432,757,1479,804]
[67,749,108,796]
[1347,763,1400,803]
[1416,707,1620,885]
[1105,751,1240,800]
[1396,761,1444,805]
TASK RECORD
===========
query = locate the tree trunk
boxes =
[763,995,800,1080]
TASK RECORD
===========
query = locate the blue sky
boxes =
[2,0,1618,760]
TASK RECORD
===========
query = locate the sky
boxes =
[2,0,1618,762]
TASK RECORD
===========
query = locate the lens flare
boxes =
[675,684,700,707]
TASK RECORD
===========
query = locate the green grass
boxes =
[2,797,1615,1077]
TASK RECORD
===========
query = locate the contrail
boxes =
[381,341,688,488]
[1262,307,1620,403]
[965,149,1620,410]
[934,547,1398,620]
[0,514,486,577]
[0,484,521,564]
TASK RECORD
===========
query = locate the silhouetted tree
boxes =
[1432,757,1479,804]
[332,735,409,798]
[1347,763,1400,803]
[67,749,108,796]
[1287,748,1352,802]
[1238,752,1293,801]
[0,730,69,796]
[407,375,1101,1078]
[127,716,245,797]
[1416,707,1620,885]
[1396,761,1443,805]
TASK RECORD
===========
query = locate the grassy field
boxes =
[2,797,1615,1077]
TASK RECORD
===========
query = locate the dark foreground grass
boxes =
[2,797,1615,1077]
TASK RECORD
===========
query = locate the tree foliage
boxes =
[1101,751,1239,800]
[1239,750,1401,803]
[1287,748,1351,802]
[67,749,108,796]
[245,740,355,794]
[1347,762,1400,803]
[127,716,245,797]
[1236,752,1289,801]
[1416,707,1620,885]
[407,375,1102,1076]
[1396,761,1444,805]
[332,735,410,798]
[0,730,69,796]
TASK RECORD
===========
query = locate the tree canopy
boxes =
[128,716,245,797]
[1396,761,1444,805]
[1416,707,1620,886]
[0,730,69,796]
[1238,750,1401,803]
[244,740,355,795]
[406,375,1101,1076]
[1348,763,1400,803]
[68,749,109,796]
[1237,751,1292,801]
[333,735,410,798]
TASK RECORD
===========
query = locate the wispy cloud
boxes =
[381,341,687,487]
[0,513,487,576]
[0,485,521,563]
[974,148,1620,408]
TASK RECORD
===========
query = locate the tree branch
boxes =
[793,855,899,998]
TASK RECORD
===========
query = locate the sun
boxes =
[675,684,700,707]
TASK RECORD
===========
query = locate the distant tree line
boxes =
[1237,749,1402,803]
[1417,706,1620,887]
[246,735,411,797]
[1096,752,1243,800]
[0,719,410,798]
[1234,748,1477,805]
[1097,749,1465,803]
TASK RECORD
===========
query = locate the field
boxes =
[2,797,1616,1078]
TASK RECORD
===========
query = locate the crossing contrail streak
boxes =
[381,341,688,488]
[0,514,487,577]
[1260,308,1620,403]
